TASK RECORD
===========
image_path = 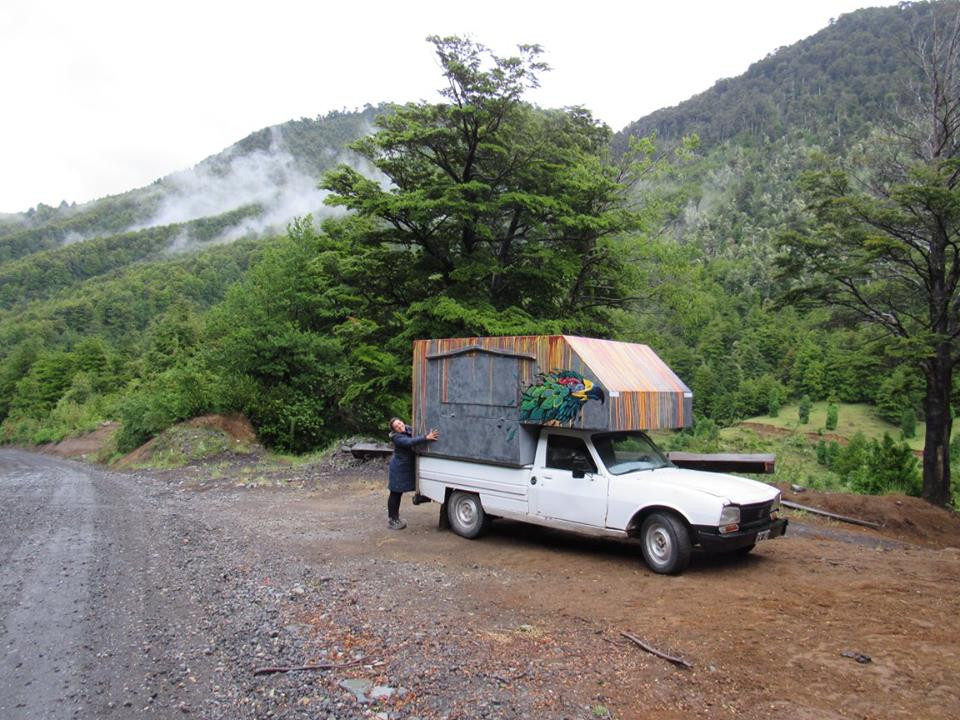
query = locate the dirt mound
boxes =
[184,414,257,444]
[115,414,259,469]
[114,434,162,469]
[39,422,119,461]
[780,484,960,548]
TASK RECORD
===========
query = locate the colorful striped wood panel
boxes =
[412,335,692,434]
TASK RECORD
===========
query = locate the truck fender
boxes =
[625,505,694,538]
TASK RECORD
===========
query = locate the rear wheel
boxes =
[447,491,491,539]
[640,512,691,574]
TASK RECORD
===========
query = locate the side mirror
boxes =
[571,456,593,478]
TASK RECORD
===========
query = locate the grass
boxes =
[654,405,871,493]
[717,425,847,492]
[745,402,928,451]
[653,401,942,495]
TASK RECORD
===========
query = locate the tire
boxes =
[447,491,491,539]
[736,543,756,555]
[640,512,692,574]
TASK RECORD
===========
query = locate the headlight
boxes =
[719,504,741,533]
[719,504,741,526]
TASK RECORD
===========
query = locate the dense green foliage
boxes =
[1,10,956,504]
[0,241,259,445]
[614,3,942,151]
[0,205,261,310]
[0,193,161,262]
[157,37,676,452]
[901,408,917,439]
[322,36,661,338]
[777,1,960,503]
[812,429,920,495]
[826,402,838,431]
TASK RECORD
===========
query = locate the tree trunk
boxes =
[922,349,953,506]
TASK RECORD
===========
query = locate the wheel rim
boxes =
[645,522,672,565]
[455,497,477,528]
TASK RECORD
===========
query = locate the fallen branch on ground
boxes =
[781,500,882,529]
[620,631,692,669]
[253,656,370,676]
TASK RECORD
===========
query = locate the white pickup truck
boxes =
[417,427,787,574]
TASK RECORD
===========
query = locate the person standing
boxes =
[387,418,438,529]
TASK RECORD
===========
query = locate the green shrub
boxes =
[900,407,916,439]
[798,395,812,424]
[0,415,41,444]
[825,402,838,431]
[850,433,920,496]
[875,366,923,424]
[245,385,332,454]
[115,364,216,453]
[833,431,869,482]
[664,416,721,453]
[826,440,840,467]
[816,439,828,465]
[767,388,780,417]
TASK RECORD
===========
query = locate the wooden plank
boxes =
[668,452,776,474]
[350,442,392,459]
[780,500,882,529]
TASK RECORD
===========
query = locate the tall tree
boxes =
[778,10,960,505]
[322,36,649,336]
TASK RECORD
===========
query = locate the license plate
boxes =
[756,529,771,543]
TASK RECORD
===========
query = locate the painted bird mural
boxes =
[519,370,605,424]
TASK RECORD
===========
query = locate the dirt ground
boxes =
[10,431,960,719]
[37,421,119,460]
[165,451,960,720]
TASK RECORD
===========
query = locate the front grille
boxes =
[740,501,773,528]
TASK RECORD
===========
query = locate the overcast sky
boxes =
[0,0,896,214]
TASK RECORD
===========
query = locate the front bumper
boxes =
[692,517,788,553]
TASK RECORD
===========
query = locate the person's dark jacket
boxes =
[388,429,429,492]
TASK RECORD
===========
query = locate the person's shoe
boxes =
[387,518,407,530]
[411,493,430,505]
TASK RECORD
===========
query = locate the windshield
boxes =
[592,432,671,475]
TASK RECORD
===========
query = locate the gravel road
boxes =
[2,448,959,720]
[0,449,244,718]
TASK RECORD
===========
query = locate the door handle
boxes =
[541,474,553,480]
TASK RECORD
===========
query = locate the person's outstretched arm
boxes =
[392,430,438,448]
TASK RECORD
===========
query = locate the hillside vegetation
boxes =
[613,4,924,151]
[1,5,957,504]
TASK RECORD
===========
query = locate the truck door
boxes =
[532,433,609,526]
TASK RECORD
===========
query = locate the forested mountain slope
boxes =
[0,4,950,503]
[614,3,935,151]
[0,105,382,263]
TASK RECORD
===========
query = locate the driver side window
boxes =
[546,435,597,473]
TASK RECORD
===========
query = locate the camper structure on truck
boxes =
[411,335,786,574]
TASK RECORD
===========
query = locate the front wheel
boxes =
[447,491,491,539]
[640,512,692,574]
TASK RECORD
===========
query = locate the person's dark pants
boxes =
[388,490,403,520]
